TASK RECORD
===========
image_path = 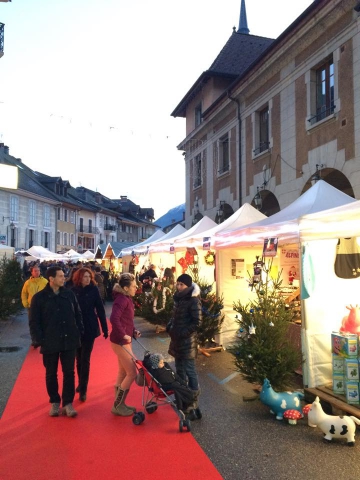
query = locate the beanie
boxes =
[149,353,164,369]
[177,273,192,288]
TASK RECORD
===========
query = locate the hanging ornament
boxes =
[204,250,215,266]
[249,323,256,334]
[248,354,253,359]
[269,321,274,327]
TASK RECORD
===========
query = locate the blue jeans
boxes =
[42,349,76,406]
[175,358,199,391]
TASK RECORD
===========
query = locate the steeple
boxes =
[238,0,250,34]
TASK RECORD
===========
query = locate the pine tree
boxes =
[0,257,23,320]
[229,260,301,390]
[187,264,224,348]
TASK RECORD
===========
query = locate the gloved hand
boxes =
[103,332,109,339]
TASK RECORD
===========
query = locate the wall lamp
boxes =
[310,164,325,186]
[2,216,15,228]
[254,187,263,210]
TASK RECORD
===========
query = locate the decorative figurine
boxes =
[283,409,303,425]
[339,304,360,335]
[259,378,304,420]
[307,396,360,446]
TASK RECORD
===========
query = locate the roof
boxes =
[171,32,273,118]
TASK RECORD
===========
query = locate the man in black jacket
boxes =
[30,266,84,418]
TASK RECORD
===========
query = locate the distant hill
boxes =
[155,204,185,229]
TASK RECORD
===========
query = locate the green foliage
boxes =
[187,264,224,348]
[229,260,301,390]
[134,284,174,326]
[0,257,24,320]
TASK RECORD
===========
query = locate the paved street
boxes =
[1,305,360,480]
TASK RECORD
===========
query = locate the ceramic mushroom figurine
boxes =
[283,409,302,425]
[302,404,316,427]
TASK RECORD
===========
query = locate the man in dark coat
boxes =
[166,273,202,415]
[30,266,84,418]
[139,264,158,293]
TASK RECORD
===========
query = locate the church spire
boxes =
[238,0,250,34]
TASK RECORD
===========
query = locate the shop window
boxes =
[253,106,270,156]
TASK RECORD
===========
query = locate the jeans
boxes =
[76,338,95,395]
[42,349,76,406]
[175,358,199,391]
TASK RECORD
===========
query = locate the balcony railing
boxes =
[104,224,117,232]
[0,23,4,57]
[308,103,336,126]
[253,142,270,156]
[77,225,100,234]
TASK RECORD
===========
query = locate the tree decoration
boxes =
[204,250,215,266]
[229,259,301,390]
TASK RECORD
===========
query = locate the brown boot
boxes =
[123,389,136,412]
[114,385,120,400]
[111,388,133,416]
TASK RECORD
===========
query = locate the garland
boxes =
[204,250,215,266]
[153,287,171,314]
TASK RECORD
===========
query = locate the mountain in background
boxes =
[155,204,185,231]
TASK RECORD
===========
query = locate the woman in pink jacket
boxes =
[110,273,141,416]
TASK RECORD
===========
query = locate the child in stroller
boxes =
[144,353,196,414]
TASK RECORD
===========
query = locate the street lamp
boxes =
[310,164,325,186]
[254,187,262,210]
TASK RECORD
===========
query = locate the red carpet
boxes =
[0,328,222,480]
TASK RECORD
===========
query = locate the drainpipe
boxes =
[228,94,242,208]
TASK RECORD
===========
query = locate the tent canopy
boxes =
[26,246,63,260]
[215,181,356,247]
[120,229,165,257]
[149,224,187,253]
[0,244,14,259]
[173,216,217,250]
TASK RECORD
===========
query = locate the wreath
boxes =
[204,250,215,266]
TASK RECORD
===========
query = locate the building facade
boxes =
[172,0,360,228]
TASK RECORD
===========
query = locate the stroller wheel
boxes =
[179,419,191,432]
[132,412,145,425]
[145,402,158,414]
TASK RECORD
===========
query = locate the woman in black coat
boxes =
[71,267,108,401]
[166,273,202,395]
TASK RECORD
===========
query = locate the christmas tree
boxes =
[134,281,174,328]
[187,264,224,349]
[229,260,301,390]
[0,257,23,320]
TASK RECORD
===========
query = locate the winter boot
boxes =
[111,388,133,416]
[123,389,136,412]
[114,385,120,400]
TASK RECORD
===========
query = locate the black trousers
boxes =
[76,338,95,395]
[42,349,76,406]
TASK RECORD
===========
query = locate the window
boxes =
[218,134,230,174]
[44,205,50,228]
[253,106,270,155]
[89,219,92,233]
[193,154,202,189]
[309,58,335,125]
[195,103,202,128]
[28,229,34,248]
[70,233,74,246]
[29,200,36,226]
[57,231,60,244]
[57,207,61,220]
[64,232,68,246]
[44,231,49,249]
[79,218,84,233]
[70,211,75,224]
[10,195,19,222]
[64,209,68,222]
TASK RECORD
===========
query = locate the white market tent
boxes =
[82,250,96,260]
[120,229,166,273]
[148,224,187,273]
[26,246,64,261]
[212,182,357,389]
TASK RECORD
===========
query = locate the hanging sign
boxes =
[203,237,211,249]
[169,244,174,254]
[263,238,278,257]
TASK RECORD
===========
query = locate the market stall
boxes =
[148,224,187,276]
[120,229,165,274]
[214,181,356,361]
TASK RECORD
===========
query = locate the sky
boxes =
[0,0,314,220]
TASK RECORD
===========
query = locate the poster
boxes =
[231,259,245,278]
[203,237,211,249]
[263,237,278,257]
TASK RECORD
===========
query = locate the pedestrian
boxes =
[29,266,84,418]
[21,264,48,348]
[94,266,106,304]
[139,263,158,293]
[166,273,202,416]
[110,273,141,416]
[71,267,108,402]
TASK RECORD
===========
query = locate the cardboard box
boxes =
[332,354,345,374]
[332,375,345,394]
[331,332,358,357]
[345,381,360,404]
[345,358,359,381]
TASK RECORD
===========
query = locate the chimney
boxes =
[4,145,9,155]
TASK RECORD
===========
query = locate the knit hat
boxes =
[149,353,164,369]
[177,273,192,288]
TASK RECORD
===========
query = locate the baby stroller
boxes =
[130,339,193,432]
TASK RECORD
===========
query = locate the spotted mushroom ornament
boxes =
[283,409,303,425]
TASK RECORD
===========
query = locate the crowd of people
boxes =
[21,259,203,420]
